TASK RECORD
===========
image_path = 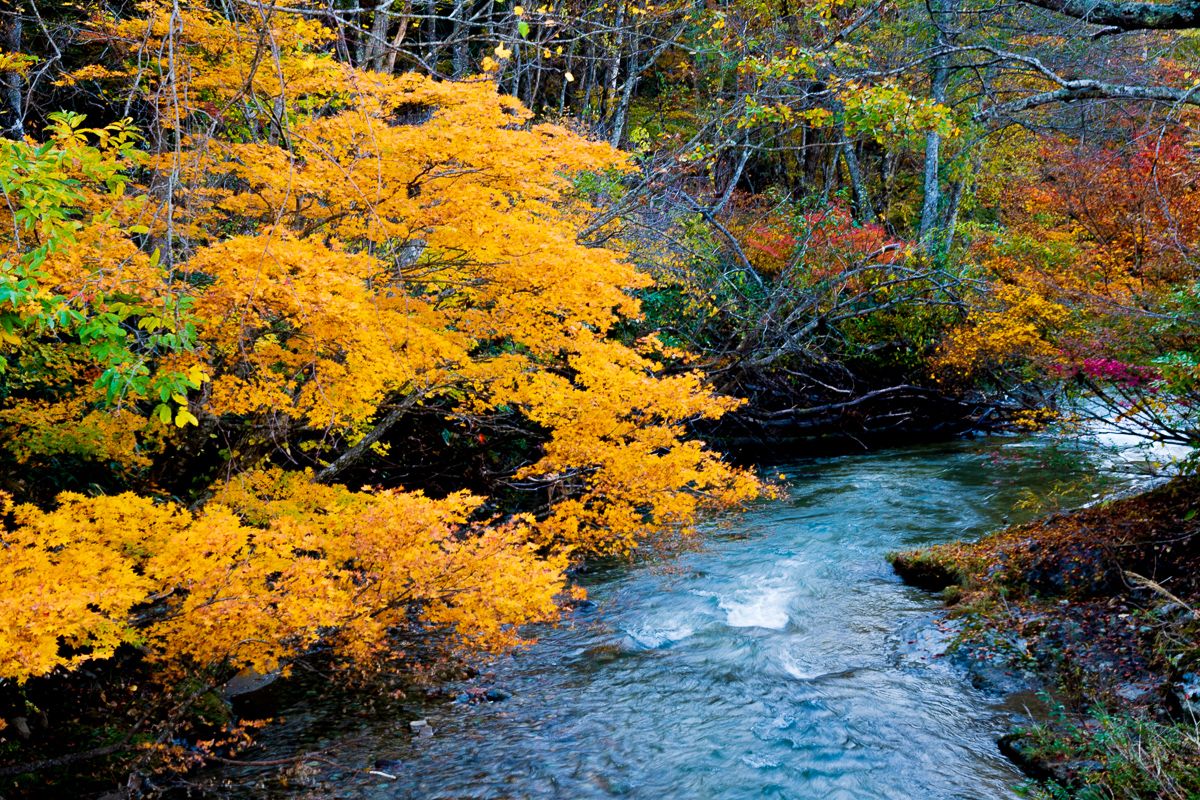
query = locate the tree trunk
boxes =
[601,2,627,129]
[3,9,23,139]
[582,47,599,122]
[714,139,751,213]
[608,28,640,146]
[508,26,521,96]
[366,1,394,71]
[527,25,547,108]
[918,0,954,244]
[451,0,470,77]
[313,395,424,484]
[820,133,837,204]
[382,0,414,74]
[840,133,875,223]
[558,40,578,115]
[423,0,441,69]
[941,150,980,252]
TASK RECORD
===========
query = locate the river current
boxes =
[220,436,1139,800]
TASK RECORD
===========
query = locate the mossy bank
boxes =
[890,478,1200,799]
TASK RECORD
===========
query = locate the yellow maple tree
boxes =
[0,1,760,687]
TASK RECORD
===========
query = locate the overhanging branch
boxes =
[977,79,1200,120]
[1019,0,1200,31]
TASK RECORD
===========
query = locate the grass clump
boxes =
[1018,707,1200,800]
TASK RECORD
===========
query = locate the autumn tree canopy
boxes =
[0,3,761,693]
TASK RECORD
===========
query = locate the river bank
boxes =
[890,476,1200,798]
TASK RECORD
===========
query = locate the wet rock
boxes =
[893,616,960,665]
[585,642,630,663]
[1154,602,1193,622]
[221,667,285,718]
[409,719,434,737]
[1024,542,1116,597]
[11,716,31,739]
[1171,672,1200,716]
[222,668,281,699]
[1113,682,1155,704]
[952,638,1038,696]
[888,551,962,592]
[455,686,511,704]
[964,661,1037,695]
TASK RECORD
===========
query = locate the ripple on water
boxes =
[207,437,1136,800]
[623,622,697,649]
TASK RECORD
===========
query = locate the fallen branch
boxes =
[1125,570,1200,621]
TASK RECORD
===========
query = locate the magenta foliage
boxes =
[1078,357,1160,388]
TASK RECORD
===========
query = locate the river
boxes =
[216,435,1139,799]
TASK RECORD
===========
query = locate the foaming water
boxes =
[214,437,1130,800]
[720,572,798,630]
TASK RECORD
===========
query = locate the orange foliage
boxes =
[734,201,901,283]
[934,279,1075,381]
[1038,132,1200,293]
[0,3,760,685]
[934,129,1200,383]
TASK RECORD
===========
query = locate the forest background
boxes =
[0,0,1198,793]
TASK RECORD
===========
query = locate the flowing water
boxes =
[222,436,1140,800]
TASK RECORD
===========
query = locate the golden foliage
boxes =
[1,476,566,682]
[0,2,760,684]
[934,279,1074,381]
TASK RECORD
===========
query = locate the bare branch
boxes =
[1020,0,1200,31]
[978,79,1200,120]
